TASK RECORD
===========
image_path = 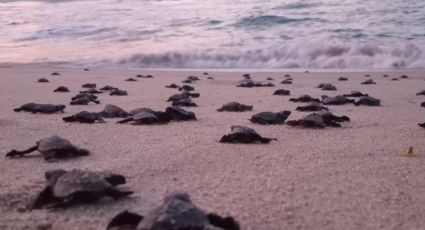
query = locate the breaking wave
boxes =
[113,40,425,69]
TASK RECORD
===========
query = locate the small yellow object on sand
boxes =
[401,147,418,157]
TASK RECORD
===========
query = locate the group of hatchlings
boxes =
[6,72,425,229]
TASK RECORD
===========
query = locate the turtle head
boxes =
[76,148,90,156]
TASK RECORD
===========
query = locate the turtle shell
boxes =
[37,136,76,153]
[322,95,353,105]
[356,96,381,106]
[132,111,159,124]
[302,114,325,127]
[250,111,291,124]
[100,104,128,118]
[218,102,252,112]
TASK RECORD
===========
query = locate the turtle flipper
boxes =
[207,213,240,230]
[6,146,38,158]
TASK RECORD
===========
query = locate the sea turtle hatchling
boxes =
[54,86,70,92]
[280,79,292,84]
[99,104,129,118]
[317,83,337,91]
[250,111,291,125]
[179,85,194,91]
[286,112,350,128]
[165,106,196,121]
[296,102,329,112]
[220,126,276,144]
[172,98,197,107]
[80,88,103,94]
[82,83,96,88]
[63,111,105,123]
[32,169,133,209]
[321,95,354,105]
[361,79,376,85]
[106,192,240,230]
[343,90,368,97]
[118,108,171,124]
[217,102,253,112]
[273,89,290,95]
[338,77,348,81]
[416,90,425,96]
[165,83,180,89]
[5,136,89,160]
[38,78,49,83]
[110,89,128,96]
[70,94,100,105]
[125,78,137,82]
[100,85,119,91]
[289,95,320,103]
[14,103,66,113]
[354,96,381,106]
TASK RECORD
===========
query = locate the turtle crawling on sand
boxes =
[14,103,65,114]
[82,83,96,88]
[172,98,197,107]
[273,89,290,95]
[338,77,348,81]
[70,93,100,105]
[100,85,119,91]
[416,90,425,96]
[136,74,153,78]
[354,96,381,106]
[250,111,291,125]
[217,102,253,112]
[419,123,425,128]
[322,95,354,105]
[118,110,168,125]
[6,136,89,160]
[280,79,292,84]
[165,83,180,89]
[99,104,129,118]
[125,78,137,82]
[80,88,103,94]
[296,102,329,112]
[165,106,196,121]
[361,79,376,85]
[400,75,408,79]
[237,80,274,88]
[51,72,60,76]
[38,78,49,83]
[317,83,337,91]
[54,86,70,92]
[106,192,240,230]
[110,89,128,96]
[179,85,194,91]
[32,169,133,209]
[286,112,350,128]
[343,90,368,97]
[220,126,276,144]
[289,95,320,103]
[63,111,105,123]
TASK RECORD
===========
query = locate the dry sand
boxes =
[0,64,425,230]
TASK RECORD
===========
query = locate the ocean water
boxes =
[1,0,425,69]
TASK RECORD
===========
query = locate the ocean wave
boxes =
[233,15,316,28]
[112,40,425,69]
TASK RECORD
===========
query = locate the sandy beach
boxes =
[1,64,425,230]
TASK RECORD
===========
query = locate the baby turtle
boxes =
[80,88,103,94]
[286,112,350,128]
[179,85,195,91]
[165,106,196,121]
[38,78,49,83]
[220,126,276,144]
[107,192,240,230]
[181,90,200,98]
[167,93,189,102]
[14,103,65,113]
[421,102,425,107]
[321,95,354,105]
[54,86,70,92]
[82,83,96,88]
[280,79,292,84]
[187,76,200,81]
[128,108,171,123]
[136,74,153,78]
[296,102,329,112]
[217,102,253,112]
[6,135,89,160]
[51,72,60,76]
[63,111,105,123]
[110,89,128,96]
[354,96,381,106]
[317,83,337,91]
[266,77,274,80]
[32,169,133,209]
[416,90,425,96]
[400,75,408,79]
[289,94,320,103]
[70,94,100,105]
[419,123,425,128]
[361,79,376,85]
[343,90,368,97]
[236,80,255,88]
[172,98,197,107]
[99,104,129,118]
[338,77,348,81]
[273,89,290,95]
[165,83,180,89]
[125,78,137,82]
[250,111,291,125]
[118,110,168,125]
[391,78,399,81]
[100,85,119,91]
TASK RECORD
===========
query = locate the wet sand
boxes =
[1,64,425,230]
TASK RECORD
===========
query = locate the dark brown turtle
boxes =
[416,90,425,96]
[250,111,291,125]
[179,85,194,91]
[63,111,105,123]
[361,79,376,85]
[280,79,292,84]
[273,89,290,95]
[289,94,320,103]
[217,102,253,112]
[38,78,49,83]
[400,75,408,79]
[32,169,132,209]
[165,106,196,121]
[80,88,103,94]
[106,192,239,230]
[419,123,425,128]
[82,83,96,88]
[119,108,171,124]
[100,85,119,91]
[54,86,70,92]
[14,103,66,113]
[167,93,189,102]
[110,89,128,96]
[317,83,337,91]
[220,126,276,144]
[321,95,354,105]
[125,78,137,82]
[286,112,350,128]
[354,96,381,106]
[338,77,348,81]
[296,102,329,112]
[72,93,98,101]
[165,83,180,89]
[70,94,100,105]
[172,98,197,107]
[343,90,368,97]
[51,72,60,76]
[99,104,129,118]
[5,136,89,160]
